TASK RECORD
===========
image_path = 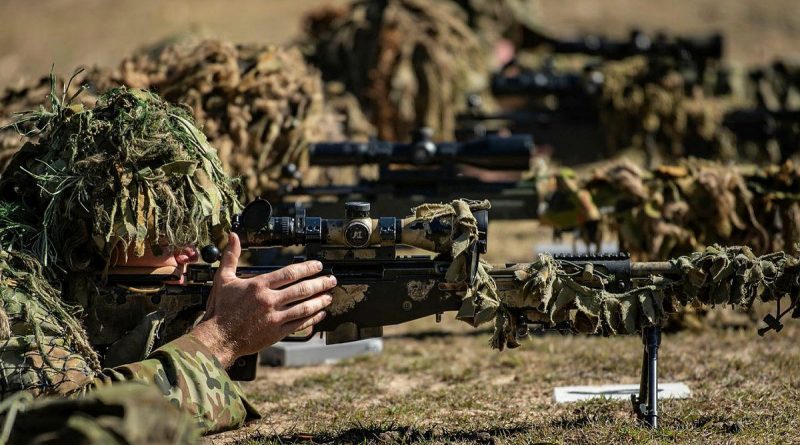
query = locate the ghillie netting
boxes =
[537,158,800,260]
[302,0,489,141]
[87,39,353,201]
[0,247,102,399]
[0,85,240,272]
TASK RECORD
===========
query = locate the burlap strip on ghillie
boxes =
[475,245,800,349]
[1,86,241,272]
[303,0,489,141]
[538,158,800,260]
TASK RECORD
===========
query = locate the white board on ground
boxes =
[553,383,691,403]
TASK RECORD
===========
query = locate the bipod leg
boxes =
[630,326,661,428]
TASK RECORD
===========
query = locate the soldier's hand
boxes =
[192,232,335,368]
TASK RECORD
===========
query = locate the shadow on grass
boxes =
[384,327,493,341]
[242,424,554,445]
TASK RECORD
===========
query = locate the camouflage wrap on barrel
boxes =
[458,245,800,350]
[302,0,489,141]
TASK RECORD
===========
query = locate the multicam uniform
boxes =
[0,250,257,437]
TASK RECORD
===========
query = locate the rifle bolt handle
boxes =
[201,245,222,263]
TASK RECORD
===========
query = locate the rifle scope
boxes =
[309,128,533,171]
[548,30,723,61]
[229,199,488,255]
[491,70,602,97]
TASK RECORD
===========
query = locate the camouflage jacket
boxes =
[0,269,259,435]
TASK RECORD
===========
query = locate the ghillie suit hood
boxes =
[450,0,548,49]
[88,39,346,201]
[0,84,241,273]
[302,0,489,141]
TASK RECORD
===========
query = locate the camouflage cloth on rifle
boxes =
[302,0,489,141]
[86,39,346,201]
[397,201,799,349]
[485,245,800,349]
[597,57,738,163]
[0,86,257,437]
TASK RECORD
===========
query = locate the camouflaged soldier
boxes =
[0,87,336,439]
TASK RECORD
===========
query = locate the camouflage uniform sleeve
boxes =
[90,333,261,434]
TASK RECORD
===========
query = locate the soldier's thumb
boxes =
[218,232,241,279]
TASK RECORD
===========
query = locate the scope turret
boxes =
[309,129,533,171]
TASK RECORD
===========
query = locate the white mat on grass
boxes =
[554,383,691,403]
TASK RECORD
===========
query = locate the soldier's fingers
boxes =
[279,293,332,322]
[276,275,337,305]
[217,233,241,280]
[263,260,324,289]
[281,311,327,338]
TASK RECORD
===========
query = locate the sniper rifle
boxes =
[103,200,799,427]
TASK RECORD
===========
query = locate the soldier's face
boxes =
[109,240,200,282]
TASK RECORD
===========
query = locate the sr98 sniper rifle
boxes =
[105,199,721,428]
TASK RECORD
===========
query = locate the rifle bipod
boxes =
[631,326,662,428]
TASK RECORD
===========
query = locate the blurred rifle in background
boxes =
[459,62,799,164]
[276,129,542,220]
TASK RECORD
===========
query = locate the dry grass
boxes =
[203,222,800,445]
[209,315,799,445]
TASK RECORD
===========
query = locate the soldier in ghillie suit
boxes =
[0,86,336,442]
[302,0,489,142]
[87,39,356,201]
